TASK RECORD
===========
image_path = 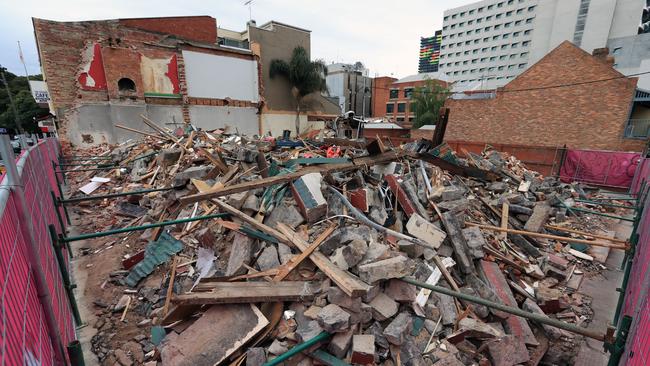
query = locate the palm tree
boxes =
[411,79,449,129]
[270,46,328,135]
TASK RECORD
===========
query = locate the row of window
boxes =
[443,40,530,55]
[444,26,533,41]
[444,63,527,76]
[386,102,409,114]
[454,75,517,83]
[444,0,529,22]
[442,34,532,54]
[388,88,414,99]
[442,51,529,65]
[444,6,536,31]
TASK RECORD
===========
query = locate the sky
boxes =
[0,0,479,79]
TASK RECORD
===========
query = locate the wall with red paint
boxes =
[119,16,217,44]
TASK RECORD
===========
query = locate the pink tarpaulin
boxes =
[559,149,641,188]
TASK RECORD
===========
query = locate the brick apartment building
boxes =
[33,16,338,146]
[444,41,649,152]
[371,72,448,127]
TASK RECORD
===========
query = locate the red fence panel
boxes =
[0,139,75,365]
[619,157,650,365]
[559,149,641,189]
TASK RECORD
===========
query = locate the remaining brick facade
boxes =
[119,16,217,44]
[445,41,645,152]
[371,76,397,118]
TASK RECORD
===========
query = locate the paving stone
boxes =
[384,279,417,303]
[351,335,375,365]
[368,293,399,321]
[487,335,530,366]
[383,312,412,345]
[358,256,414,284]
[317,304,350,333]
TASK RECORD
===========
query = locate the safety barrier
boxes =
[559,149,641,189]
[0,138,76,365]
[617,156,650,365]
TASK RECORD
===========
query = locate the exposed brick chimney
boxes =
[592,47,615,66]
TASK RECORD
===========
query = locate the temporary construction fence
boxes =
[616,156,650,365]
[559,149,642,189]
[0,137,76,365]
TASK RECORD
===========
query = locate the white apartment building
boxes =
[439,0,645,90]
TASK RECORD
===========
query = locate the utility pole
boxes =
[0,66,27,148]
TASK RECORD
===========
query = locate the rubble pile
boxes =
[63,121,632,366]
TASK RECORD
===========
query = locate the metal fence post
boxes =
[0,135,67,365]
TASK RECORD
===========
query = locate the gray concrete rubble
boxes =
[68,132,620,366]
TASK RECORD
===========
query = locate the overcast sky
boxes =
[0,0,477,79]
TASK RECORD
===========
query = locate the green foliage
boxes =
[0,67,48,133]
[411,79,449,129]
[269,46,328,135]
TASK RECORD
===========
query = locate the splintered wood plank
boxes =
[277,223,369,297]
[273,224,337,281]
[172,282,314,305]
[160,304,268,366]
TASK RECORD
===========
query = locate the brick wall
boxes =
[371,76,397,118]
[119,16,217,44]
[445,41,645,152]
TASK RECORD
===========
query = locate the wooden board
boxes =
[172,282,314,305]
[277,223,369,297]
[160,304,268,366]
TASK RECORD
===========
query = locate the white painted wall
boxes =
[189,105,259,135]
[182,50,259,101]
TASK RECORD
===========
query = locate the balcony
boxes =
[625,119,650,139]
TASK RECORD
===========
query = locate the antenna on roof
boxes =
[244,0,255,21]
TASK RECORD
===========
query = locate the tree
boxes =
[411,79,449,129]
[0,67,47,133]
[269,46,328,135]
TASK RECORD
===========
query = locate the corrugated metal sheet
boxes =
[125,233,183,287]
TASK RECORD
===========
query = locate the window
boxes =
[404,88,413,98]
[450,34,455,39]
[459,22,465,27]
[511,42,519,48]
[480,57,487,62]
[509,54,516,59]
[486,15,493,20]
[520,52,528,57]
[443,26,448,30]
[451,24,456,29]
[495,24,501,30]
[473,49,479,54]
[489,56,497,61]
[513,31,520,37]
[501,44,508,49]
[516,8,523,14]
[488,67,495,71]
[463,60,469,65]
[467,30,472,35]
[483,37,489,42]
[481,47,488,52]
[118,78,136,92]
[453,71,459,75]
[464,50,470,55]
[507,0,514,4]
[499,55,507,60]
[526,17,534,23]
[396,117,405,122]
[397,103,406,113]
[524,29,532,35]
[444,16,449,21]
[470,69,476,73]
[479,67,486,71]
[498,66,505,70]
[460,11,466,17]
[468,20,474,25]
[454,62,460,65]
[522,40,530,47]
[471,59,478,63]
[515,20,522,25]
[478,6,484,12]
[442,36,447,40]
[613,47,623,55]
[389,89,399,99]
[457,42,462,46]
[487,5,494,10]
[462,70,467,74]
[477,18,482,23]
[508,65,515,70]
[503,33,510,39]
[491,46,497,51]
[518,63,526,68]
[496,13,502,19]
[497,2,504,7]
[493,35,499,40]
[505,22,512,27]
[474,39,479,44]
[528,5,536,11]
[469,9,475,14]
[452,14,457,19]
[465,41,471,45]
[442,45,446,49]
[386,103,394,113]
[455,52,461,56]
[506,11,513,16]
[475,28,481,33]
[485,26,492,31]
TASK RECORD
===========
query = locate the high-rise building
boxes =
[419,30,443,73]
[438,0,646,90]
